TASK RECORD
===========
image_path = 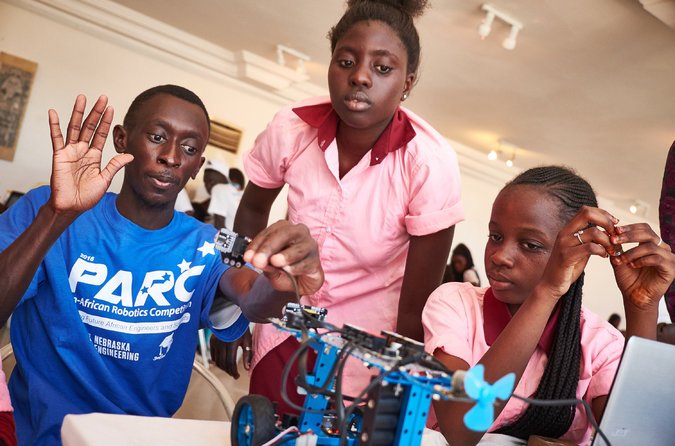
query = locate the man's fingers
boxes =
[209,337,225,369]
[90,106,114,152]
[100,154,134,184]
[226,346,239,379]
[78,95,108,144]
[267,241,317,269]
[243,348,253,370]
[243,331,253,370]
[65,95,87,144]
[246,222,314,270]
[48,109,64,153]
[61,94,110,148]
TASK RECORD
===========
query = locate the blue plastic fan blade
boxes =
[464,401,494,432]
[463,364,485,400]
[492,372,516,400]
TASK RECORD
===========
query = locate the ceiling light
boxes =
[479,4,523,50]
[505,145,516,167]
[295,59,306,75]
[488,139,519,166]
[502,24,522,51]
[628,199,650,217]
[478,11,495,39]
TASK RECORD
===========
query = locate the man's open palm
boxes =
[48,95,133,213]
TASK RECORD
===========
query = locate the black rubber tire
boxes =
[231,394,276,446]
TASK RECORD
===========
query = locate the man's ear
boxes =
[192,156,206,180]
[112,125,127,153]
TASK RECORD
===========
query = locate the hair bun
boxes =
[346,0,430,18]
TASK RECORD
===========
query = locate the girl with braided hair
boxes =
[210,0,464,416]
[423,165,675,445]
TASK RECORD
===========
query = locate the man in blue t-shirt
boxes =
[0,85,323,445]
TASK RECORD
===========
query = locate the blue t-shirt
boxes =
[0,186,249,445]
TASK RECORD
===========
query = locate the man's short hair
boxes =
[122,84,210,131]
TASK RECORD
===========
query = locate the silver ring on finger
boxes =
[573,230,584,245]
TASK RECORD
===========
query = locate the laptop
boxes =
[592,336,675,445]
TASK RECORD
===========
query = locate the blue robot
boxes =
[230,304,515,446]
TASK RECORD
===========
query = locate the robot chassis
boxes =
[213,228,512,446]
[230,304,511,446]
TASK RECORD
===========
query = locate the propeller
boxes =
[462,364,515,431]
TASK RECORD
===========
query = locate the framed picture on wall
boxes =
[0,52,38,162]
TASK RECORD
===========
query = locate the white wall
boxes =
[0,0,658,329]
[0,0,292,219]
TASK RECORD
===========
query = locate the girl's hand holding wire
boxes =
[608,223,675,309]
[538,206,619,300]
[244,220,324,297]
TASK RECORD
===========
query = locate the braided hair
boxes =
[328,0,430,75]
[495,166,598,440]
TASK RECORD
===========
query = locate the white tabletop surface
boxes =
[60,412,524,446]
[61,413,231,446]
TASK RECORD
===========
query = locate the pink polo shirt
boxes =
[245,96,464,395]
[422,282,624,445]
[0,352,12,412]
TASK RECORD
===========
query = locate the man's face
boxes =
[114,94,208,208]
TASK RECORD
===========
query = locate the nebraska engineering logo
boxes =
[71,240,218,362]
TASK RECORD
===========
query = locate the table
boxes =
[60,413,524,445]
[61,413,231,446]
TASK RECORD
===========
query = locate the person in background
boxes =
[423,166,674,445]
[191,158,230,223]
[212,0,464,416]
[657,140,675,344]
[174,188,194,216]
[607,313,621,329]
[658,140,674,320]
[207,162,242,231]
[0,86,323,445]
[607,312,626,337]
[228,167,246,192]
[443,243,480,286]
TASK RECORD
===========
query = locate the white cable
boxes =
[262,425,300,446]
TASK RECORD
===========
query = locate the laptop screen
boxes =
[592,336,675,445]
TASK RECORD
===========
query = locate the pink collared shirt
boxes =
[422,282,624,445]
[0,351,12,412]
[245,96,464,395]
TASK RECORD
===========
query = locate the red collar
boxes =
[292,102,416,166]
[483,288,561,354]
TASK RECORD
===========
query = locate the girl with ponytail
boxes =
[212,0,465,417]
[423,165,675,445]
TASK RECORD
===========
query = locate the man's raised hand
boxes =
[48,95,133,214]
